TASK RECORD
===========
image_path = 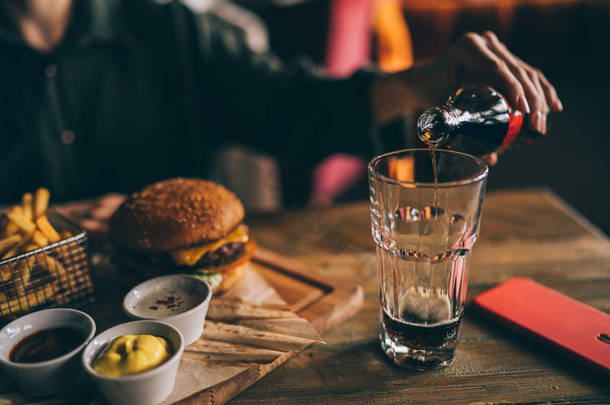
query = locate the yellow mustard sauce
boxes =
[92,334,172,377]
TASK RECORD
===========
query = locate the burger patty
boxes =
[194,242,245,268]
[127,241,246,269]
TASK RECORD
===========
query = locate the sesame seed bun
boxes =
[110,178,245,252]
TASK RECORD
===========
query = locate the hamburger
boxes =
[110,178,256,294]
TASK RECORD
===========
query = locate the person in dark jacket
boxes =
[0,0,562,203]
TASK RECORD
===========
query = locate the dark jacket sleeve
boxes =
[190,11,379,170]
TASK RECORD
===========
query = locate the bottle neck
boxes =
[416,105,463,147]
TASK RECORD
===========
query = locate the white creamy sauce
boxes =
[134,287,201,318]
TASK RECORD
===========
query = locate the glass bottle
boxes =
[417,87,541,157]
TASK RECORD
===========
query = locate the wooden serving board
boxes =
[166,248,363,405]
[252,248,364,335]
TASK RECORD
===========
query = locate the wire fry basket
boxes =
[0,211,94,322]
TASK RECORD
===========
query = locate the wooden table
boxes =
[230,188,610,404]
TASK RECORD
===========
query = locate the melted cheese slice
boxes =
[170,225,249,266]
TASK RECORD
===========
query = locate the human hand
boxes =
[420,31,563,134]
[372,31,563,136]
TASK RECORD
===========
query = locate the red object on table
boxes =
[473,277,610,377]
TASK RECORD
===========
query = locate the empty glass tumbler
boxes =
[368,149,488,369]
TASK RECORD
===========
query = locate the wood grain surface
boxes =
[230,188,610,404]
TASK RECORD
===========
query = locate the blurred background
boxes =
[199,0,610,235]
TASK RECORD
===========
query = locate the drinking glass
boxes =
[368,148,488,370]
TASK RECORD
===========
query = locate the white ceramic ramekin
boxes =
[0,308,96,396]
[123,274,212,345]
[82,320,184,405]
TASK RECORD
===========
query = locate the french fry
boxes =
[6,207,36,234]
[0,283,54,317]
[0,188,88,318]
[2,219,19,237]
[34,188,50,218]
[0,234,21,256]
[31,230,49,247]
[2,235,31,259]
[0,267,10,282]
[22,193,33,222]
[35,215,60,243]
[0,258,31,298]
[38,253,75,290]
[24,243,39,251]
[11,259,31,296]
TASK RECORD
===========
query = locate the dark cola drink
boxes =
[382,308,462,351]
[417,87,541,157]
[378,277,467,370]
